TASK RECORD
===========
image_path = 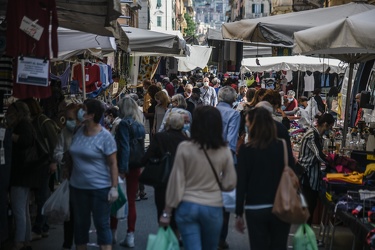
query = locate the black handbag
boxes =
[23,128,50,170]
[139,152,173,187]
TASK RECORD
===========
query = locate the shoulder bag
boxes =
[272,139,310,224]
[139,152,173,187]
[203,148,236,212]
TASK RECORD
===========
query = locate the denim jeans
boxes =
[10,186,31,243]
[175,201,223,250]
[70,186,111,245]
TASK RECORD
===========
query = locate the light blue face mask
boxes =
[281,105,286,110]
[183,123,190,132]
[77,108,85,122]
[66,120,77,132]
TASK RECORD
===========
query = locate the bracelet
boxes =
[162,211,172,218]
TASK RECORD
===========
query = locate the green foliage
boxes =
[184,13,196,37]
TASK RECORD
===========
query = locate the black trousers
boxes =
[302,182,319,225]
[154,187,177,230]
[245,208,290,250]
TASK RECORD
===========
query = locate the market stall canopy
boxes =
[175,45,212,72]
[241,55,344,73]
[293,9,375,63]
[293,9,375,148]
[119,27,189,56]
[221,2,375,47]
[0,0,122,37]
[55,0,121,36]
[58,28,116,52]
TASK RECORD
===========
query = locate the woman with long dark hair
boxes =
[235,107,291,250]
[160,106,236,250]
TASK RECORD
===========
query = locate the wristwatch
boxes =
[162,211,171,218]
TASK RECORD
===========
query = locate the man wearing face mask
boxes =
[284,90,298,112]
[298,113,334,226]
[104,107,121,136]
[199,77,218,106]
[215,86,240,250]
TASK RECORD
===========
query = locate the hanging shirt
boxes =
[72,64,102,93]
[321,73,330,87]
[304,73,315,92]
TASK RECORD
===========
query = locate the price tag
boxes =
[19,16,44,41]
[0,148,5,165]
[85,74,89,81]
[0,128,5,141]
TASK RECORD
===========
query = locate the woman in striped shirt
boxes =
[298,113,334,225]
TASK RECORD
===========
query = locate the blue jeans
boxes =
[175,201,223,250]
[70,186,111,245]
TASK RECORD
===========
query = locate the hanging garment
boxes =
[0,56,13,91]
[72,63,102,94]
[5,0,58,99]
[50,65,71,90]
[304,73,315,92]
[321,73,330,88]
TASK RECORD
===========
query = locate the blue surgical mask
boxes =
[281,105,286,111]
[183,123,190,132]
[66,120,77,132]
[77,108,85,122]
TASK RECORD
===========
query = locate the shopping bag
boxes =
[272,140,310,224]
[222,189,236,213]
[41,179,70,221]
[146,227,179,250]
[111,177,127,216]
[293,224,318,250]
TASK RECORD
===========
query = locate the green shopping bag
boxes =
[110,183,126,215]
[293,224,318,250]
[146,226,179,250]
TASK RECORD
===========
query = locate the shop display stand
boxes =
[329,190,375,250]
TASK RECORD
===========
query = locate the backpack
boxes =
[118,119,145,169]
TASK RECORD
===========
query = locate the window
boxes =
[252,3,264,14]
[157,17,162,27]
[157,0,161,8]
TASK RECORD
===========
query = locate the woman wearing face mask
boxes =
[153,91,170,135]
[298,113,334,225]
[104,107,121,136]
[284,90,298,112]
[50,103,81,250]
[158,94,192,137]
[69,99,118,250]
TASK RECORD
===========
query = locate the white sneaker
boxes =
[120,232,135,248]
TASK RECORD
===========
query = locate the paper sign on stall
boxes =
[17,56,49,87]
[19,16,44,41]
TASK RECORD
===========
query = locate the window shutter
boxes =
[261,3,264,13]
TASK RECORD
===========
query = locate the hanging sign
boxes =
[19,16,44,41]
[17,56,49,87]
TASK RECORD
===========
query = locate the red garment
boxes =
[73,64,102,94]
[165,83,175,97]
[6,0,58,99]
[285,98,298,111]
[355,108,363,127]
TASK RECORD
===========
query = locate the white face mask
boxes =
[203,81,209,87]
[288,98,294,102]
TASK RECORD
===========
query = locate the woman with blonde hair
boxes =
[152,91,170,135]
[116,96,145,248]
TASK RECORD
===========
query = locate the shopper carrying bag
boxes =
[272,139,310,224]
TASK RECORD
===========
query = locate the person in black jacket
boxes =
[313,88,326,114]
[235,107,291,250]
[6,101,35,250]
[141,112,187,236]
